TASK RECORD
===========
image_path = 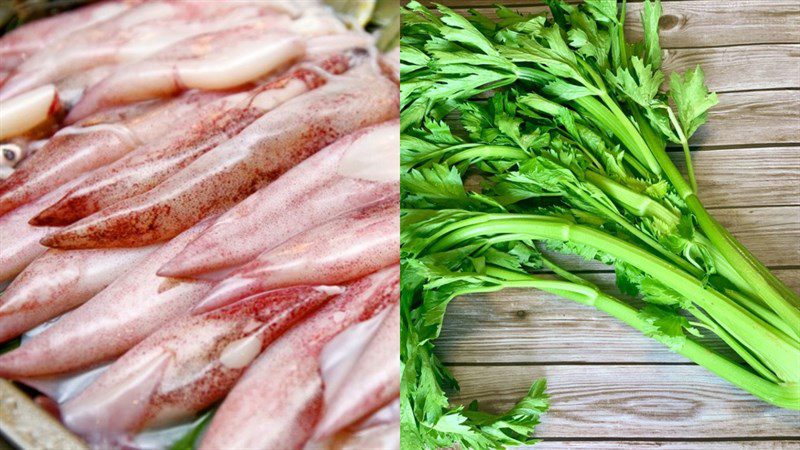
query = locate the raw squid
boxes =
[43,65,399,249]
[326,423,399,450]
[353,397,400,431]
[194,197,399,313]
[160,119,400,279]
[0,1,298,101]
[0,91,225,216]
[305,32,376,57]
[0,221,214,378]
[307,398,400,450]
[66,13,348,122]
[54,66,116,110]
[0,244,159,343]
[0,1,132,72]
[314,303,400,439]
[61,285,338,444]
[0,178,80,282]
[1,139,46,180]
[0,84,62,140]
[33,54,353,226]
[0,141,26,179]
[381,46,400,85]
[198,266,399,450]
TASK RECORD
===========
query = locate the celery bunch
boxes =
[400,1,800,448]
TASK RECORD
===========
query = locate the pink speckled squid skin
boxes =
[0,220,215,379]
[43,65,399,250]
[314,303,400,439]
[159,119,400,279]
[32,55,353,227]
[0,92,224,217]
[0,177,81,282]
[63,17,325,122]
[0,1,134,73]
[380,46,400,85]
[307,421,399,450]
[0,244,159,343]
[0,1,297,102]
[193,197,399,314]
[198,266,399,450]
[61,285,337,444]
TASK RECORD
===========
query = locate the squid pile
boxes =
[0,1,400,449]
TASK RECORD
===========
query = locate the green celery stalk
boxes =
[484,266,800,410]
[426,214,800,384]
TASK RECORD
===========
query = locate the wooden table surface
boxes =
[427,1,800,448]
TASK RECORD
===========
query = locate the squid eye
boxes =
[0,144,23,167]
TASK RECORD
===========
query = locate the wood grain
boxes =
[437,270,798,363]
[712,207,800,266]
[661,45,800,93]
[625,1,800,48]
[692,90,800,147]
[447,365,800,438]
[672,147,800,208]
[437,1,800,47]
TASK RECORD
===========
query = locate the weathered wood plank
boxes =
[437,270,798,363]
[673,147,800,208]
[438,1,800,47]
[530,441,800,449]
[712,206,800,266]
[661,45,800,93]
[447,365,800,438]
[542,206,800,272]
[692,91,800,147]
[626,1,800,48]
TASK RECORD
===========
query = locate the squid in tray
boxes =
[0,220,214,378]
[43,65,398,249]
[33,53,355,226]
[0,1,132,73]
[0,13,350,216]
[199,266,399,450]
[0,0,301,101]
[161,119,400,279]
[65,12,347,122]
[0,244,158,343]
[61,285,338,444]
[0,177,81,282]
[0,92,223,216]
[314,303,400,440]
[194,197,399,313]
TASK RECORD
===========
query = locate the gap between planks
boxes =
[659,45,800,93]
[447,364,800,438]
[668,147,799,208]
